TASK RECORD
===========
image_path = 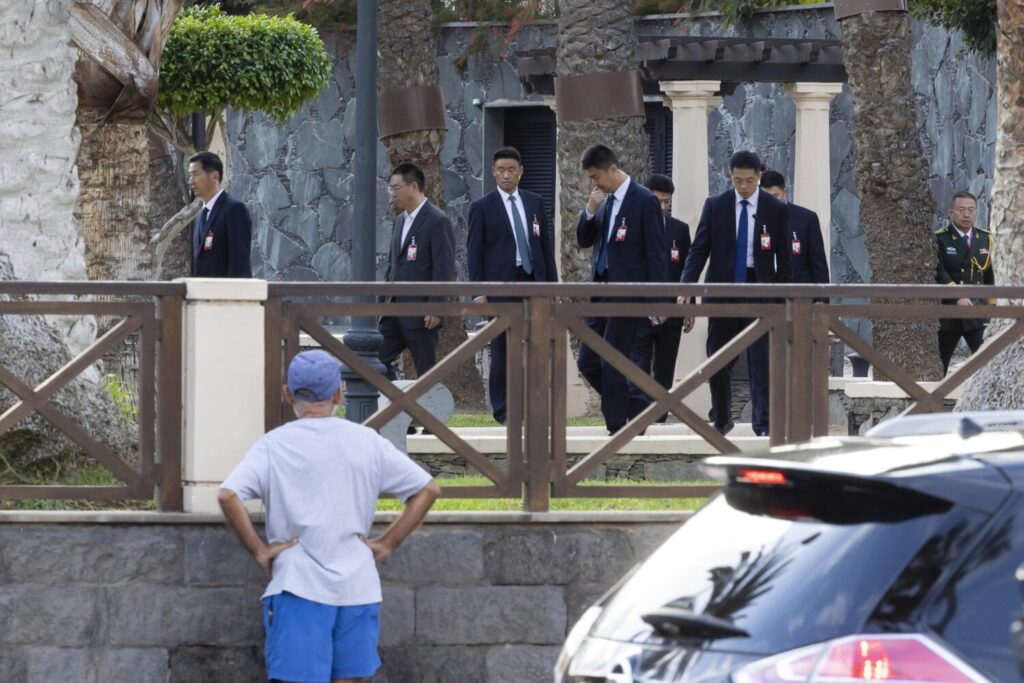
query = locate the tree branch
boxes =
[152,197,202,275]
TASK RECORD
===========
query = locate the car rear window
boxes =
[592,482,982,655]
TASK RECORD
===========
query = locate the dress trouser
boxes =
[578,308,643,433]
[938,326,985,374]
[628,319,684,422]
[706,268,770,436]
[487,268,534,424]
[378,316,438,379]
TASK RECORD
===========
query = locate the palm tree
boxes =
[555,0,652,284]
[836,4,944,380]
[378,0,485,407]
[70,0,181,282]
[958,0,1024,410]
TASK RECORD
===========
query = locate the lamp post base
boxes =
[341,326,385,423]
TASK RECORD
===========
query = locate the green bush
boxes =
[157,5,333,125]
[911,0,996,56]
[691,0,995,56]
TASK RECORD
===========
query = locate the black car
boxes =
[555,423,1024,683]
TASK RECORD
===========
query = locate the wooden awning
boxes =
[516,36,846,96]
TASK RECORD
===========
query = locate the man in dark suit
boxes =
[189,151,252,277]
[379,163,456,379]
[467,146,558,424]
[678,151,791,436]
[935,190,995,374]
[576,144,667,433]
[760,170,829,287]
[629,174,690,422]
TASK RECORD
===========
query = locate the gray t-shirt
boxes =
[221,416,432,606]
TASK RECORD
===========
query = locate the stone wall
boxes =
[227,7,997,322]
[0,512,682,682]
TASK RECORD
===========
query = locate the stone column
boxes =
[181,278,267,513]
[660,81,721,418]
[544,96,592,417]
[784,82,843,267]
[660,81,721,228]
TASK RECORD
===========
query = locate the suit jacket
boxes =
[576,180,667,300]
[192,192,253,277]
[383,200,456,330]
[467,189,558,296]
[935,224,995,332]
[787,203,829,285]
[663,215,691,328]
[681,188,792,297]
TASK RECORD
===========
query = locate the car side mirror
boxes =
[1013,563,1024,676]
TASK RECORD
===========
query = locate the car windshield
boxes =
[592,488,976,654]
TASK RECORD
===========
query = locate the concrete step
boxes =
[407,423,769,455]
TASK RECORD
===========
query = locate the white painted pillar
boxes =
[660,81,721,228]
[784,82,843,268]
[660,81,721,419]
[180,278,267,513]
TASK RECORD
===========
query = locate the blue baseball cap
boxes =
[287,350,341,402]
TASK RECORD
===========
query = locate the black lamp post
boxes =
[342,0,385,422]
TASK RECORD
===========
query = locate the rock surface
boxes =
[0,253,134,473]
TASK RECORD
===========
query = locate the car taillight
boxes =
[733,634,989,683]
[737,469,788,486]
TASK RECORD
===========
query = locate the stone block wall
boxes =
[0,514,681,682]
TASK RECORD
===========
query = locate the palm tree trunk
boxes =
[957,0,1024,410]
[840,10,944,381]
[556,0,651,285]
[76,121,154,281]
[378,0,485,409]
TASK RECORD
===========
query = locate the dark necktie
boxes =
[508,196,532,274]
[596,194,615,277]
[735,199,749,283]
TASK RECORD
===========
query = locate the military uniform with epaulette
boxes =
[935,224,995,373]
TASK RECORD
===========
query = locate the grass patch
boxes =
[0,461,155,511]
[376,476,713,512]
[333,407,605,429]
[446,413,605,428]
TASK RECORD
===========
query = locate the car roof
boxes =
[865,411,1024,438]
[705,432,1024,514]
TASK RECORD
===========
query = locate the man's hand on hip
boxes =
[255,538,299,578]
[360,535,394,563]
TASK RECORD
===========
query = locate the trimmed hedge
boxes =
[157,5,333,125]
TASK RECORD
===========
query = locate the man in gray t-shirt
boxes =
[219,349,440,683]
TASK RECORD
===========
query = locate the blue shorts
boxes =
[262,592,381,682]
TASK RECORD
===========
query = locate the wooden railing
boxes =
[0,282,184,509]
[1,281,1017,512]
[265,282,1024,512]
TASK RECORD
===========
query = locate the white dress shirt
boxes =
[954,226,973,247]
[498,187,530,267]
[400,198,428,245]
[202,189,224,217]
[735,189,758,268]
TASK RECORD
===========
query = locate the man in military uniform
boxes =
[935,191,995,374]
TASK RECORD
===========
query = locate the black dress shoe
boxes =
[407,425,418,435]
[715,421,735,436]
